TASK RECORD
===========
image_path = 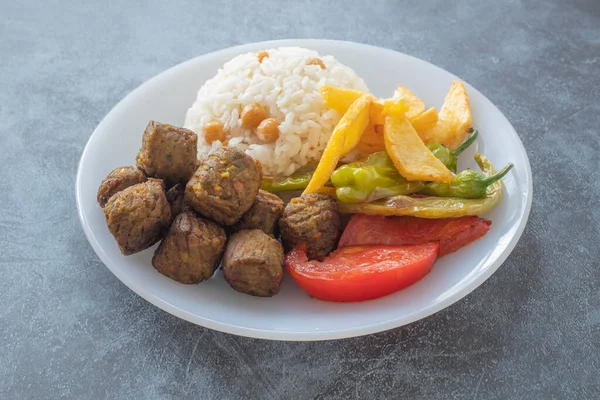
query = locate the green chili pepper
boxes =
[261,174,311,192]
[260,162,318,192]
[338,154,509,218]
[331,151,424,203]
[261,173,311,192]
[421,162,513,199]
[427,129,478,172]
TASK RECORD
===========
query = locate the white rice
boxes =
[184,47,369,176]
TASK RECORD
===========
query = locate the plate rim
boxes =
[76,39,533,341]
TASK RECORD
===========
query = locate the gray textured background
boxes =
[2,0,599,398]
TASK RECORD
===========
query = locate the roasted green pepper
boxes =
[420,162,513,198]
[338,154,509,218]
[261,162,319,192]
[330,151,424,203]
[427,129,478,172]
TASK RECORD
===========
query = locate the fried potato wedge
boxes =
[418,81,472,149]
[394,85,425,118]
[383,114,454,182]
[321,85,412,126]
[354,99,407,154]
[369,101,385,125]
[340,96,373,154]
[304,95,371,194]
[410,107,439,132]
[320,85,365,115]
[356,124,385,154]
[383,98,407,119]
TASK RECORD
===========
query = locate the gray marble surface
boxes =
[2,0,599,398]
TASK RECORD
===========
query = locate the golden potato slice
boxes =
[320,85,364,114]
[304,95,371,194]
[369,101,385,125]
[410,107,439,132]
[418,81,472,149]
[340,96,373,154]
[395,85,425,118]
[383,114,454,182]
[321,85,406,126]
[382,98,407,118]
[356,124,385,154]
[358,99,418,159]
[321,84,427,119]
[354,99,408,155]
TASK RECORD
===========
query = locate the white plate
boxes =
[76,39,532,341]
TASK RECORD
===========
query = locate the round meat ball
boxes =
[230,189,284,236]
[184,147,262,225]
[152,211,226,284]
[279,193,341,260]
[97,166,147,207]
[103,178,172,255]
[222,229,284,297]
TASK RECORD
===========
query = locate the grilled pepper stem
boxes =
[452,129,478,156]
[330,151,424,203]
[421,162,513,199]
[427,129,478,172]
[338,154,507,218]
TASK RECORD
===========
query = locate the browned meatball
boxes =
[97,166,146,207]
[184,147,262,225]
[103,178,172,255]
[230,190,284,236]
[152,211,226,284]
[136,121,198,186]
[222,229,284,297]
[279,193,341,260]
[165,183,186,217]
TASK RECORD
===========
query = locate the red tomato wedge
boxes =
[339,214,491,257]
[285,243,439,302]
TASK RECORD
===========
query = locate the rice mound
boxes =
[184,47,369,176]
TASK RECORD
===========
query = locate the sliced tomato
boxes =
[285,243,439,302]
[339,214,491,257]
